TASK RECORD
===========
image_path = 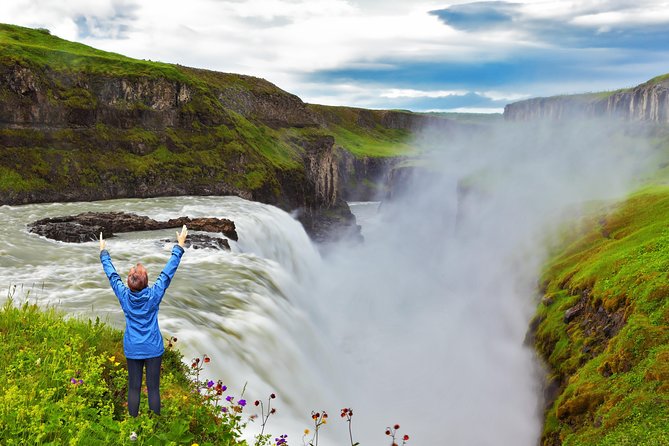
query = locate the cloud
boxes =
[430,1,521,31]
[1,0,669,112]
[380,88,470,99]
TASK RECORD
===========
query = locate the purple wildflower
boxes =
[77,379,83,385]
[238,399,246,407]
[207,380,215,388]
[221,407,228,413]
[70,378,76,384]
[226,395,234,402]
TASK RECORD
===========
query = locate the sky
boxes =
[2,0,669,113]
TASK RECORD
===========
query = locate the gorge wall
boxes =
[0,24,458,241]
[504,76,669,123]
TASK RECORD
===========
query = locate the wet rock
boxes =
[28,211,237,242]
[160,234,230,250]
[564,301,585,323]
[28,222,104,243]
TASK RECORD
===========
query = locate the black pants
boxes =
[126,355,162,417]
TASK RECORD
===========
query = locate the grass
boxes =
[534,185,669,445]
[0,291,246,445]
[0,24,191,83]
[307,104,417,158]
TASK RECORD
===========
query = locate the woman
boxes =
[99,225,188,417]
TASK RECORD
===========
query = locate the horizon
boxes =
[2,0,669,113]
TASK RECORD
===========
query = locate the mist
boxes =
[309,118,656,445]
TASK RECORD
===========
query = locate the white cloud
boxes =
[426,107,505,113]
[1,0,669,110]
[477,91,532,102]
[380,88,470,99]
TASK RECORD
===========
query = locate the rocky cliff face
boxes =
[504,77,669,123]
[0,25,360,241]
[0,24,464,242]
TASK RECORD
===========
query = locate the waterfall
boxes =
[0,118,656,445]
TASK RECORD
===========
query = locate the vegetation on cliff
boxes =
[533,186,669,445]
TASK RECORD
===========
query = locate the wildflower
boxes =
[385,429,391,436]
[226,395,234,402]
[203,355,210,363]
[238,399,247,407]
[403,434,410,441]
[304,429,310,435]
[109,355,116,362]
[394,424,400,430]
[270,408,276,414]
[129,431,138,442]
[312,412,319,420]
[191,444,199,446]
[35,358,41,366]
[114,361,120,366]
[207,380,214,388]
[275,434,288,445]
[254,400,260,406]
[221,407,228,413]
[270,393,276,399]
[70,378,77,384]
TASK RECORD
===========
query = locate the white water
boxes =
[0,118,656,445]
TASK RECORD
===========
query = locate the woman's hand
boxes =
[100,232,106,252]
[176,225,188,247]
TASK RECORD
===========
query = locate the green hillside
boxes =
[534,186,669,445]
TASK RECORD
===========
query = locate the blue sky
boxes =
[2,0,669,113]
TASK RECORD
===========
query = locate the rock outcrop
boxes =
[28,212,237,248]
[504,76,669,123]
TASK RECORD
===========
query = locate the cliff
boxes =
[0,24,459,241]
[531,187,669,445]
[504,75,669,123]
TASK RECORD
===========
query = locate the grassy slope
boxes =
[0,296,245,445]
[307,104,418,157]
[535,185,669,445]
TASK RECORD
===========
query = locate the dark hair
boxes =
[127,263,148,291]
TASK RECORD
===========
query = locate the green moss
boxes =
[0,166,48,192]
[535,186,669,445]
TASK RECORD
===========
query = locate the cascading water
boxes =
[0,118,656,445]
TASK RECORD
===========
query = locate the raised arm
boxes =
[99,233,126,299]
[151,225,187,304]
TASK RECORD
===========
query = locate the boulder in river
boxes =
[28,211,237,249]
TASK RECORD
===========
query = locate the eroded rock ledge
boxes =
[28,212,237,250]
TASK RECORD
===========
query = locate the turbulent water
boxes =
[0,119,657,445]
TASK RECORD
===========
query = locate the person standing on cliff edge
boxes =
[99,225,188,417]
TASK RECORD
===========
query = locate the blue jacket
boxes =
[100,245,184,359]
